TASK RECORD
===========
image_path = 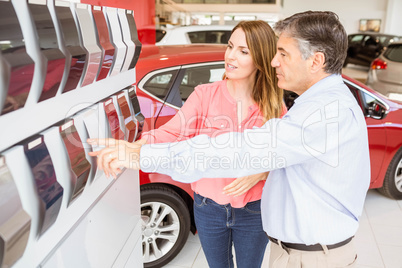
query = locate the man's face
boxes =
[271,33,312,95]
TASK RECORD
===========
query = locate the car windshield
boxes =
[384,44,402,62]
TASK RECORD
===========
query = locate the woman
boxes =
[89,20,285,267]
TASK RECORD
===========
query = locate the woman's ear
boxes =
[310,52,326,73]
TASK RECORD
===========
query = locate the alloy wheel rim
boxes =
[395,158,402,192]
[141,201,181,263]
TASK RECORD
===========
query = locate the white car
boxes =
[156,25,234,45]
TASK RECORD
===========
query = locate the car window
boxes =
[350,35,363,43]
[178,64,225,101]
[378,36,388,45]
[347,82,384,118]
[155,29,166,43]
[363,36,377,46]
[384,44,402,62]
[383,36,401,46]
[187,31,231,44]
[343,81,364,108]
[143,70,178,99]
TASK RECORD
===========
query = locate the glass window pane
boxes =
[143,70,178,99]
[350,35,363,43]
[188,31,232,44]
[179,64,224,101]
[384,45,402,62]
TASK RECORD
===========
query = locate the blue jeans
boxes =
[193,192,268,268]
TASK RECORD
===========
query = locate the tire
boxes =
[378,147,402,199]
[140,185,191,267]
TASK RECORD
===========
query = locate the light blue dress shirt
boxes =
[140,74,370,245]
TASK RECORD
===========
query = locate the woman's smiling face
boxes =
[224,28,257,82]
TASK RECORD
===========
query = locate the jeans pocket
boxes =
[193,192,206,208]
[244,200,262,214]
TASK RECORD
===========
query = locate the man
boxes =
[89,11,370,267]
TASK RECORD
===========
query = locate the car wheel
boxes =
[141,185,191,268]
[378,148,402,199]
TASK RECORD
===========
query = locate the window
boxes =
[187,31,231,44]
[384,44,402,63]
[179,64,225,101]
[155,29,166,43]
[363,36,377,47]
[343,81,366,113]
[385,36,401,46]
[350,35,363,44]
[143,70,178,99]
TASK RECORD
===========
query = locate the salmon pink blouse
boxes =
[141,79,287,208]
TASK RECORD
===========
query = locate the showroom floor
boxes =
[165,190,402,268]
[164,65,402,268]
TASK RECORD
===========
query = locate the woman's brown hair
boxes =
[231,20,283,121]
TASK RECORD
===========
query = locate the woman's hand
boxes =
[223,172,269,197]
[87,138,146,178]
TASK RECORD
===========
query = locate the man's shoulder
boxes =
[288,85,359,119]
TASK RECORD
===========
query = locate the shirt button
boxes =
[238,125,242,129]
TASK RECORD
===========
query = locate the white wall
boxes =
[384,0,402,35]
[162,0,402,36]
[282,0,402,35]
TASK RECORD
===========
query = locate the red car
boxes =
[134,44,402,268]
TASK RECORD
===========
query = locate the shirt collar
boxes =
[293,74,343,105]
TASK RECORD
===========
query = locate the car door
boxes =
[136,66,182,131]
[344,79,387,183]
[347,34,364,64]
[137,62,225,132]
[360,35,381,65]
[154,62,226,125]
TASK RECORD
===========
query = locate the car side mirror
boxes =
[367,101,387,119]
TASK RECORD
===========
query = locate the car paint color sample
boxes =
[0,1,35,115]
[104,7,127,76]
[127,87,144,140]
[117,9,135,73]
[23,135,63,236]
[28,2,66,102]
[72,4,102,87]
[59,120,91,205]
[125,10,141,70]
[54,2,87,93]
[0,156,31,268]
[91,6,115,81]
[104,98,124,140]
[117,92,137,142]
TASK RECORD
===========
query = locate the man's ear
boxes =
[310,52,326,73]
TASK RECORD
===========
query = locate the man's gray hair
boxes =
[274,11,348,74]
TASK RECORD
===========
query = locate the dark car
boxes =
[134,44,402,268]
[344,32,401,67]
